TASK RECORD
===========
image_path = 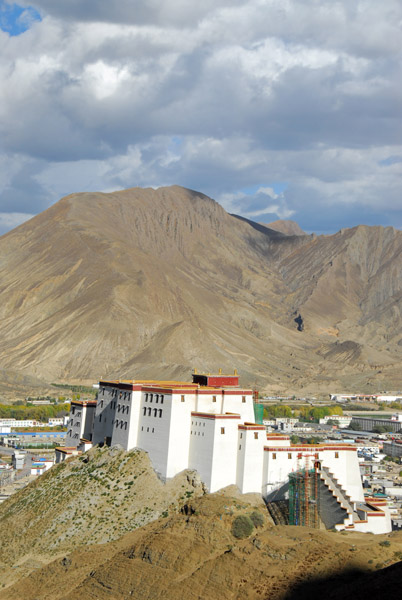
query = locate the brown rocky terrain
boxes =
[1,482,402,600]
[0,185,400,395]
[262,219,306,236]
[0,446,207,588]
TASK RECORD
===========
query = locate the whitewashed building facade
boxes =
[66,372,391,533]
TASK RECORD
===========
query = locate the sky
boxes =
[0,1,401,236]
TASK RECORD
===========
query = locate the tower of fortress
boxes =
[65,370,391,534]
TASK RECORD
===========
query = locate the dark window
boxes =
[335,452,339,458]
[155,394,159,403]
[242,396,246,403]
[221,427,225,434]
[160,395,164,404]
[148,407,151,416]
[212,396,216,403]
[159,409,162,418]
[150,394,153,402]
[143,407,147,416]
[99,414,102,422]
[145,393,148,402]
[153,408,157,417]
[254,432,258,439]
[273,453,277,459]
[181,395,185,402]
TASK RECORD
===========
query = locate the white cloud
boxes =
[0,212,33,235]
[0,0,401,236]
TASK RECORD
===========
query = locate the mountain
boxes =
[0,185,400,394]
[262,219,306,236]
[1,451,402,599]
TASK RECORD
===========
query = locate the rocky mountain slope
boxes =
[0,185,400,393]
[1,482,402,600]
[263,219,306,236]
[0,446,206,587]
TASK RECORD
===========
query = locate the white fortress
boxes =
[65,371,391,533]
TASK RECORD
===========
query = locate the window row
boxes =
[192,421,206,427]
[114,419,128,430]
[191,431,205,437]
[141,426,155,433]
[145,393,164,404]
[117,404,129,414]
[143,407,163,418]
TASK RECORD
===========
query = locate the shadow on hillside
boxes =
[230,213,286,237]
[279,561,402,600]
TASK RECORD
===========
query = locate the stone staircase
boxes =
[317,466,357,529]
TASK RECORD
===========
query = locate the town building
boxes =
[350,413,402,433]
[319,415,352,428]
[66,371,391,533]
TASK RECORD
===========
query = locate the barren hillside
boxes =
[2,484,402,600]
[0,185,400,393]
[0,446,206,587]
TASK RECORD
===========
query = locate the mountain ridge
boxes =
[0,185,400,393]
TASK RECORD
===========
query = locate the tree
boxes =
[232,515,254,539]
[349,421,362,431]
[372,425,393,434]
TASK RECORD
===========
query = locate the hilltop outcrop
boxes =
[0,185,400,393]
[0,446,206,587]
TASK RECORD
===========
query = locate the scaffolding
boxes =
[288,456,320,528]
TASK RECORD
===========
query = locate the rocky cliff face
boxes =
[0,185,400,393]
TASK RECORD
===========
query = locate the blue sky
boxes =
[0,1,401,236]
[0,2,40,35]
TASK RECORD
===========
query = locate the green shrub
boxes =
[249,511,265,528]
[232,515,254,539]
[379,540,391,547]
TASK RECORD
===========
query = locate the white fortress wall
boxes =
[126,389,142,449]
[196,390,223,414]
[110,391,130,448]
[320,447,365,503]
[236,425,266,494]
[81,403,96,441]
[67,401,96,446]
[188,414,216,490]
[208,414,240,493]
[67,404,83,445]
[136,388,173,479]
[93,384,116,445]
[165,390,196,478]
[222,390,255,422]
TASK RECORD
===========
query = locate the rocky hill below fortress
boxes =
[1,447,402,600]
[0,185,400,394]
